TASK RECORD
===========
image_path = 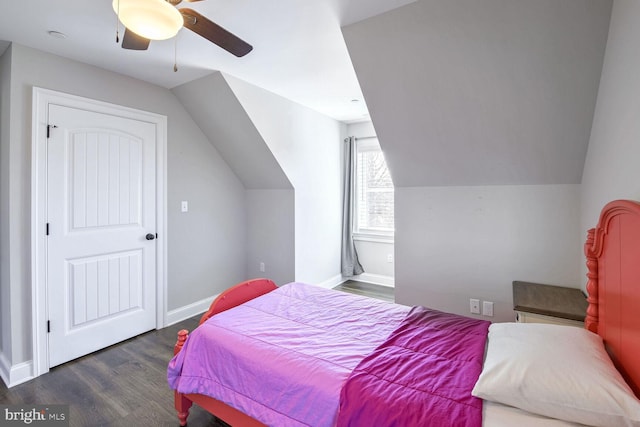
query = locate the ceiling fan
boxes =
[113,0,253,57]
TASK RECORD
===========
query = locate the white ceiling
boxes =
[0,0,416,123]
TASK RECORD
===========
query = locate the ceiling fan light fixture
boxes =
[113,0,183,41]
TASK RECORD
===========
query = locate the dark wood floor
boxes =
[0,281,392,426]
[0,315,228,427]
[333,280,395,302]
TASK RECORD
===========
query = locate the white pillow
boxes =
[472,323,640,427]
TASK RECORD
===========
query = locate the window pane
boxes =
[362,190,394,229]
[355,140,394,234]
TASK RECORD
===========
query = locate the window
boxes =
[354,138,394,238]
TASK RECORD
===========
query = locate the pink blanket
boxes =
[337,306,490,427]
[167,282,410,427]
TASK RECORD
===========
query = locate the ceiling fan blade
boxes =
[122,28,151,50]
[180,8,253,57]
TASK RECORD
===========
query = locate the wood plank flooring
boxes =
[0,315,227,427]
[333,280,394,302]
[0,281,393,426]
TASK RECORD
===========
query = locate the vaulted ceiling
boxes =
[343,0,612,187]
[1,0,614,189]
[0,0,415,122]
[172,72,291,190]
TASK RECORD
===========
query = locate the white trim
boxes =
[7,361,34,388]
[166,295,217,326]
[350,273,395,288]
[315,274,345,289]
[354,137,395,237]
[0,351,34,388]
[156,99,168,331]
[353,233,394,244]
[356,137,379,151]
[31,87,168,379]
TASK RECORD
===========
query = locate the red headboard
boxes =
[199,278,277,325]
[584,200,640,397]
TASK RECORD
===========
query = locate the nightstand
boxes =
[512,281,587,327]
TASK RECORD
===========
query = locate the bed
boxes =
[168,199,640,427]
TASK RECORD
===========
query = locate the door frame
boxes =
[31,87,168,378]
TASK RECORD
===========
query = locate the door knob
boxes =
[145,233,156,240]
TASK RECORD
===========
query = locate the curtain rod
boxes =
[344,136,377,142]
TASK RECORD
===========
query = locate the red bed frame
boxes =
[584,200,640,397]
[173,278,276,426]
[173,200,640,425]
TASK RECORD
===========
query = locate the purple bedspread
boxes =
[168,282,410,427]
[337,306,490,427]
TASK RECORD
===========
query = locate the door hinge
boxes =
[46,124,58,139]
[46,223,50,236]
[47,320,51,333]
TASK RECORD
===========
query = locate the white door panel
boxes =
[47,104,157,367]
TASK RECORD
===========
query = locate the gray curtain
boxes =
[341,137,364,277]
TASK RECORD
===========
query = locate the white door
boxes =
[46,104,157,367]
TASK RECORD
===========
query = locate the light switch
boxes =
[181,201,188,213]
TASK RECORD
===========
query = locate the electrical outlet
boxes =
[259,262,265,273]
[387,254,393,263]
[470,298,480,314]
[483,301,494,317]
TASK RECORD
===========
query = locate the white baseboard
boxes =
[350,273,395,288]
[8,361,33,387]
[0,351,34,388]
[165,294,217,326]
[316,274,344,289]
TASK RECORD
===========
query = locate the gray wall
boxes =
[174,72,346,287]
[172,73,296,286]
[225,75,345,285]
[0,43,248,366]
[246,189,295,285]
[581,0,640,238]
[343,0,611,320]
[395,185,582,321]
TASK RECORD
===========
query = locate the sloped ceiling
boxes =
[172,72,291,190]
[0,0,417,122]
[343,0,612,187]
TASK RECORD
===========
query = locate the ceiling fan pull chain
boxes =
[174,35,178,72]
[115,0,120,43]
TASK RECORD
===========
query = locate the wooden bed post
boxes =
[175,392,192,426]
[174,329,189,354]
[174,329,192,426]
[170,279,276,427]
[584,228,599,333]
